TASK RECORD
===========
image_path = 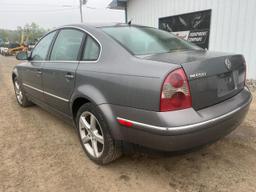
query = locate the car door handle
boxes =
[65,73,74,79]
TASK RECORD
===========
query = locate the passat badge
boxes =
[225,58,232,70]
[189,72,207,79]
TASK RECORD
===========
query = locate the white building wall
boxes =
[127,0,256,79]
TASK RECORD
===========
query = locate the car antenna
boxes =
[127,19,132,26]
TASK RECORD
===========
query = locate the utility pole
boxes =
[79,0,88,23]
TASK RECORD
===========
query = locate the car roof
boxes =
[62,23,148,29]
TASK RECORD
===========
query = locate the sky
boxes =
[0,0,125,29]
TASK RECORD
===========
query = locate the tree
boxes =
[0,23,48,44]
[18,22,48,44]
[0,30,9,41]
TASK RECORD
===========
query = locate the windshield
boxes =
[101,26,201,55]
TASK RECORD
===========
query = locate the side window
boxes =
[83,36,100,61]
[31,31,56,61]
[50,29,84,61]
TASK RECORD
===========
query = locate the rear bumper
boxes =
[99,87,252,151]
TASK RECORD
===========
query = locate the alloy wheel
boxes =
[79,111,104,158]
[14,80,23,104]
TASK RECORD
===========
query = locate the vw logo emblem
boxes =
[225,58,232,70]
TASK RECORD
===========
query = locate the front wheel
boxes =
[76,103,122,165]
[13,77,33,107]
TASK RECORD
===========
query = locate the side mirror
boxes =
[16,51,28,60]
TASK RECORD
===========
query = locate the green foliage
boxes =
[0,29,10,41]
[0,22,49,44]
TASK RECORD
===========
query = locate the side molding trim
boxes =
[23,83,69,102]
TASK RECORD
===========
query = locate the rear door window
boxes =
[50,29,84,61]
[82,36,100,61]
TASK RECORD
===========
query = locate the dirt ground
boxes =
[0,55,256,192]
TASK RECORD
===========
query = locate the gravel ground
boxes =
[247,79,256,92]
[0,55,256,192]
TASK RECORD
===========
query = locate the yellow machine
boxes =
[5,32,28,56]
[7,44,28,56]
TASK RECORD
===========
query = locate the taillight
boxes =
[243,61,247,85]
[160,68,192,112]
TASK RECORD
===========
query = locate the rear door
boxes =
[21,31,57,101]
[42,28,85,115]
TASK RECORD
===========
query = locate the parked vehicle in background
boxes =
[2,43,20,56]
[7,44,28,56]
[28,43,35,51]
[0,42,8,55]
[27,42,36,54]
[12,24,252,165]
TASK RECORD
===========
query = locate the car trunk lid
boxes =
[143,50,246,110]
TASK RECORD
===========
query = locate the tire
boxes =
[76,103,122,165]
[13,77,33,107]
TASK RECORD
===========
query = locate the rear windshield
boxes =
[101,26,201,55]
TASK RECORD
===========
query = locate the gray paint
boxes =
[42,61,78,115]
[144,50,246,110]
[13,23,252,151]
[21,61,44,101]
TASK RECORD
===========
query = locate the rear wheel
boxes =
[13,77,33,107]
[76,103,122,165]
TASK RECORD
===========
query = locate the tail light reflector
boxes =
[160,68,192,112]
[117,118,133,127]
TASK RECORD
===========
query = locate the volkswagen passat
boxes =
[13,24,252,164]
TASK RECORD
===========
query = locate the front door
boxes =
[42,29,85,116]
[21,31,57,101]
